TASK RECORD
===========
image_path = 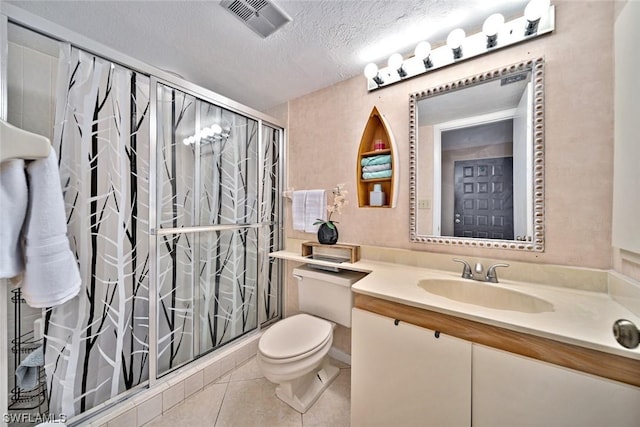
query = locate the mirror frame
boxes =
[409,57,545,251]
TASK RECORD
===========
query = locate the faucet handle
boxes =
[452,258,473,279]
[486,263,510,283]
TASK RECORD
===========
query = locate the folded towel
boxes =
[362,170,392,180]
[0,159,28,278]
[362,163,391,173]
[292,191,306,231]
[15,345,44,391]
[304,190,326,233]
[22,150,81,308]
[361,154,391,167]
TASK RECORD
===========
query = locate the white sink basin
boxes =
[418,278,554,313]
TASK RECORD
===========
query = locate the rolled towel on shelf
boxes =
[362,169,392,180]
[361,154,391,167]
[362,163,391,173]
[15,345,44,391]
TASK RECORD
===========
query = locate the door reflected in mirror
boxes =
[409,58,545,251]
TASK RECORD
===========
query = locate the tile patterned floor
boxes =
[146,357,351,427]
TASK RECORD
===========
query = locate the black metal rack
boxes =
[8,288,48,416]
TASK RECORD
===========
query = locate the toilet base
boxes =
[274,356,339,413]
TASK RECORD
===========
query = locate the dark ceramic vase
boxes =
[317,223,339,245]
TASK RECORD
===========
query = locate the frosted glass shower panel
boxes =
[199,102,259,225]
[157,229,195,373]
[198,228,258,353]
[157,84,196,229]
[155,85,268,377]
[259,125,282,325]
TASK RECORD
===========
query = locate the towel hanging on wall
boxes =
[22,150,81,308]
[0,120,80,307]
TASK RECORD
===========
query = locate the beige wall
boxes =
[287,0,615,269]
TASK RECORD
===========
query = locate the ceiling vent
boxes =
[220,0,291,38]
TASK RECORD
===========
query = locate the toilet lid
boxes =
[259,314,332,359]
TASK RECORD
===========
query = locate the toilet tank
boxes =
[294,265,367,328]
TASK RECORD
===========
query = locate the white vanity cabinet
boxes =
[352,301,640,427]
[472,344,640,427]
[351,308,472,427]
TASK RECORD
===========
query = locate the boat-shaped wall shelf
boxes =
[365,5,555,91]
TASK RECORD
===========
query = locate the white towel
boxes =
[0,159,28,278]
[22,150,81,308]
[292,190,306,231]
[15,345,44,391]
[304,189,327,233]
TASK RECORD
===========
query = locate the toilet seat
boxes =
[259,314,332,360]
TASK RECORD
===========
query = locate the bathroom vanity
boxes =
[348,266,640,427]
[270,246,640,427]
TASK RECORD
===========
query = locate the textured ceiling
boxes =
[6,0,530,113]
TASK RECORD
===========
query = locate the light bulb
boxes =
[388,53,404,70]
[446,28,466,49]
[183,138,190,146]
[525,0,550,22]
[414,41,432,59]
[364,63,379,79]
[211,124,222,134]
[483,13,504,37]
[415,41,433,69]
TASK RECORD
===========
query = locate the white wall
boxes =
[612,1,640,273]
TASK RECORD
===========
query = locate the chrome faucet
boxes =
[452,258,473,279]
[452,258,510,283]
[485,263,510,283]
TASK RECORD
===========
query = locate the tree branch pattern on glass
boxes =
[44,48,150,417]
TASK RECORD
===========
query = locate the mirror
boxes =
[409,58,545,251]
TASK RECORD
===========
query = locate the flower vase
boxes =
[317,223,338,245]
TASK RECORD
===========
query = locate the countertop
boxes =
[270,250,640,361]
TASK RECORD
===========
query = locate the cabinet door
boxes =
[473,344,640,427]
[351,308,471,427]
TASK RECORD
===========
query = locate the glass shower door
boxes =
[155,83,273,376]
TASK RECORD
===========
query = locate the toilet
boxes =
[257,265,365,413]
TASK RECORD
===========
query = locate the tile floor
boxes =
[146,356,351,426]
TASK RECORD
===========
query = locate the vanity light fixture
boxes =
[483,13,505,48]
[446,28,466,60]
[388,53,407,78]
[415,41,433,69]
[525,0,551,36]
[363,0,555,91]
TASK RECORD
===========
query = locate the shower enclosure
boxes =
[153,82,283,376]
[1,18,283,424]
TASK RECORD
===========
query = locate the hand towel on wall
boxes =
[0,159,28,278]
[292,190,307,231]
[304,189,326,233]
[22,150,81,308]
